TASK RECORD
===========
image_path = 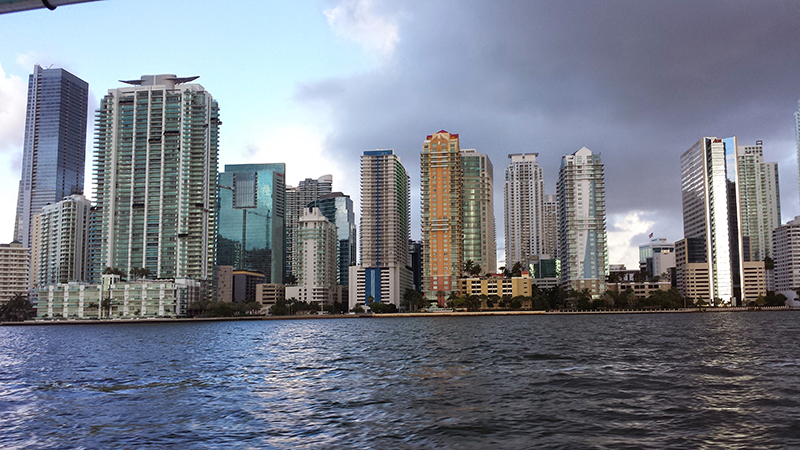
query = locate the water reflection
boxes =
[1,313,799,449]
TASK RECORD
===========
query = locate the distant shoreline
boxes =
[2,306,796,326]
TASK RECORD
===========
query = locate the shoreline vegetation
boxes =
[2,306,796,326]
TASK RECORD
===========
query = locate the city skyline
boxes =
[2,1,800,271]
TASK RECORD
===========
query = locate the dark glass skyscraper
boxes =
[218,164,286,284]
[14,65,89,247]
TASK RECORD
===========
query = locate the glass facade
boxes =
[680,137,735,304]
[218,164,286,284]
[15,65,89,248]
[461,149,496,275]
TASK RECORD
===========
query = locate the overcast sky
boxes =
[1,0,798,269]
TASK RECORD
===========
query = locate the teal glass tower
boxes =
[217,164,286,284]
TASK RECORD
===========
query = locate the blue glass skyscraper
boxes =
[14,65,89,247]
[217,164,286,284]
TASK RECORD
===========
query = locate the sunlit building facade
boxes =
[421,131,463,301]
[217,163,286,284]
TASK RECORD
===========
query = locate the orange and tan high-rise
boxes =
[421,130,463,303]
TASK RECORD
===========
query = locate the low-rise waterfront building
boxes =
[37,274,202,319]
[458,274,532,298]
[606,280,671,299]
[255,283,285,313]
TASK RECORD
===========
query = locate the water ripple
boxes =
[1,313,800,448]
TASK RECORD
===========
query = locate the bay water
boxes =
[2,312,800,449]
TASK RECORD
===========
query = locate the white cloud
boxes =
[237,123,346,188]
[0,63,27,154]
[607,211,655,269]
[324,0,399,60]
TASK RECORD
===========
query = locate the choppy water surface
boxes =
[2,312,800,449]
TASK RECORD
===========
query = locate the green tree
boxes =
[402,288,426,312]
[0,293,35,322]
[511,262,523,277]
[352,304,365,313]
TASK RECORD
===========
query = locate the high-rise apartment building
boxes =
[37,194,92,286]
[542,194,558,258]
[557,147,607,296]
[287,207,337,305]
[94,74,219,286]
[461,149,496,275]
[504,153,545,269]
[736,140,781,261]
[217,163,286,284]
[349,150,412,310]
[285,175,332,281]
[773,216,800,301]
[360,151,409,268]
[421,131,463,300]
[308,192,356,286]
[14,65,88,248]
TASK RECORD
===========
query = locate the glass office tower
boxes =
[15,65,89,248]
[218,164,286,284]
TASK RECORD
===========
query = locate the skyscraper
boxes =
[360,151,409,268]
[421,131,463,301]
[217,164,286,284]
[14,65,88,248]
[736,140,781,261]
[287,207,338,305]
[557,147,608,296]
[308,192,356,286]
[285,175,332,281]
[349,150,412,310]
[680,137,743,305]
[37,194,91,286]
[461,149,496,275]
[542,194,558,258]
[504,153,545,269]
[94,74,219,285]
